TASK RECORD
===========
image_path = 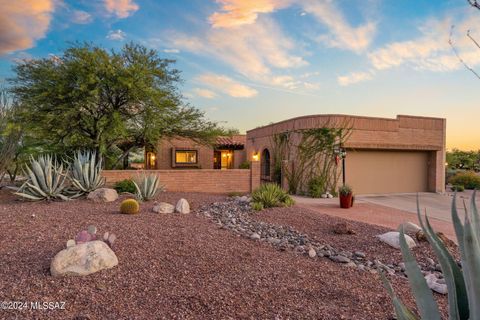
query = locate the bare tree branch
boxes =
[468,0,480,10]
[467,30,480,50]
[449,25,480,79]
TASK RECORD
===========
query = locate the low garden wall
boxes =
[102,164,260,194]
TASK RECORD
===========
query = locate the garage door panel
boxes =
[345,150,429,194]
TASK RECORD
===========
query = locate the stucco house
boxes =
[145,114,446,195]
[145,135,247,170]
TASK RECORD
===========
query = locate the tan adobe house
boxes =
[246,114,446,194]
[146,135,247,170]
[145,114,446,195]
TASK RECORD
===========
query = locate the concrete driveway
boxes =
[358,191,479,223]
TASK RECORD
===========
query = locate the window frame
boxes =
[171,148,199,168]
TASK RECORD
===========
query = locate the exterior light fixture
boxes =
[151,154,156,161]
[252,152,259,161]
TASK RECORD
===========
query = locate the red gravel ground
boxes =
[0,189,454,319]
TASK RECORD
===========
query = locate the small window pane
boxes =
[175,151,197,164]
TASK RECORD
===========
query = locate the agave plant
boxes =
[14,155,71,201]
[382,192,479,320]
[70,150,105,193]
[134,174,163,201]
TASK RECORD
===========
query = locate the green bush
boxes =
[251,183,294,210]
[449,171,480,189]
[239,161,250,169]
[114,179,137,194]
[308,176,326,198]
[383,193,480,320]
[451,184,465,192]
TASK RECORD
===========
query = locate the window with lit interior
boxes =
[175,150,197,164]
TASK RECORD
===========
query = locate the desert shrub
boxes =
[308,176,327,198]
[114,179,137,194]
[383,193,480,320]
[251,201,264,211]
[251,183,294,210]
[449,171,480,189]
[239,161,250,169]
[451,184,465,192]
[120,198,140,214]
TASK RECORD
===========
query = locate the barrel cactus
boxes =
[120,198,140,214]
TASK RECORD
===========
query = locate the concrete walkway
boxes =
[358,191,478,223]
[292,194,460,241]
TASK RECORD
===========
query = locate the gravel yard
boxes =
[0,189,454,319]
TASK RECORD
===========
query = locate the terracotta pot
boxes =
[339,193,353,209]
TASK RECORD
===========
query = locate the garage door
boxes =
[345,150,429,194]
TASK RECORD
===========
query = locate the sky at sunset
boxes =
[0,0,479,150]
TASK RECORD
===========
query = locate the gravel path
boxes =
[0,190,453,319]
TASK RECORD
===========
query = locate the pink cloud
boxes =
[209,0,292,28]
[0,0,55,55]
[104,0,139,18]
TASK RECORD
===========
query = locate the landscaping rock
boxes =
[51,241,118,277]
[175,198,190,214]
[377,232,416,249]
[250,232,261,240]
[354,251,366,258]
[333,222,355,235]
[425,273,448,295]
[87,188,118,203]
[308,248,317,258]
[399,222,422,234]
[153,202,175,214]
[416,230,427,242]
[330,255,351,263]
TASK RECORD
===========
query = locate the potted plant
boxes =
[339,184,353,209]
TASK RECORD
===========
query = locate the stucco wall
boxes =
[102,162,261,193]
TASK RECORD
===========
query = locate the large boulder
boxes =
[153,202,175,214]
[175,198,190,214]
[398,222,422,234]
[377,231,416,249]
[51,241,118,277]
[87,188,118,203]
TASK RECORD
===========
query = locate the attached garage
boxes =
[345,150,429,194]
[247,114,446,195]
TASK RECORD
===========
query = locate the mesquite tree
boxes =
[10,43,228,168]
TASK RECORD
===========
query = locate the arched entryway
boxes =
[261,148,271,181]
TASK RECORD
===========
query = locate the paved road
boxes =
[358,191,479,223]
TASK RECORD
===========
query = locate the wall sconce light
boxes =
[252,152,259,161]
[150,154,156,161]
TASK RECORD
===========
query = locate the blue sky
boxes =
[1,0,480,149]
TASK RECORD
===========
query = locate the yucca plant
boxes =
[133,174,163,201]
[382,192,479,320]
[70,150,105,193]
[14,155,71,201]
